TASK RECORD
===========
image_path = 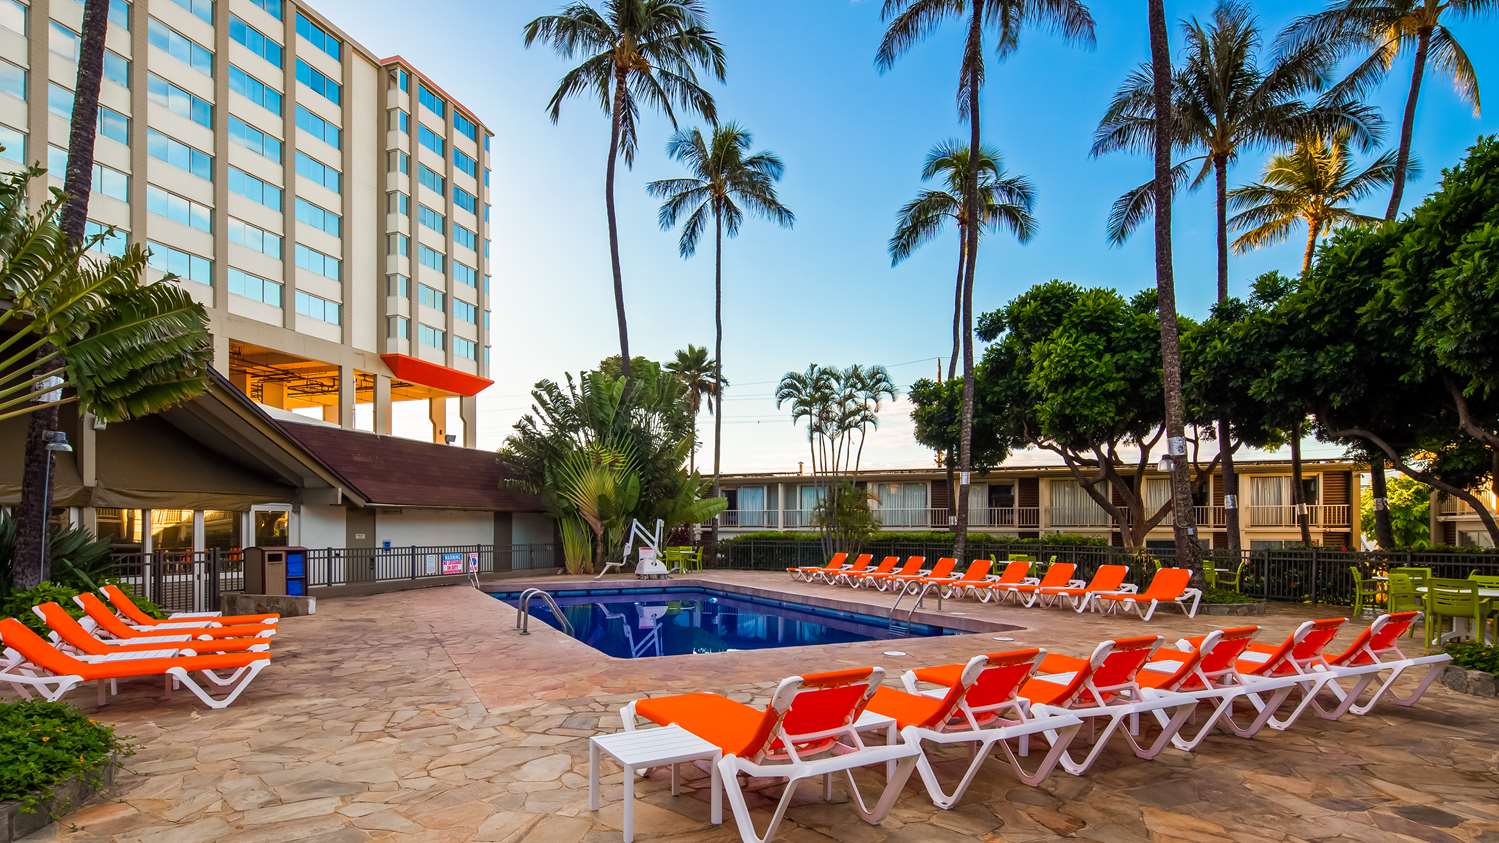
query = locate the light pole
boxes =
[38,429,73,583]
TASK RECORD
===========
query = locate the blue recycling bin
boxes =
[285,549,307,596]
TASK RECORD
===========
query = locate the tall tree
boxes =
[647,124,793,504]
[15,0,112,581]
[1229,130,1404,272]
[877,0,1094,564]
[1147,0,1199,564]
[664,344,724,475]
[522,0,726,380]
[1094,0,1376,557]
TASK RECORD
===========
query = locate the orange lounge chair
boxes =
[1312,611,1451,716]
[787,552,847,582]
[1001,563,1081,608]
[621,668,920,843]
[1171,617,1346,735]
[103,583,278,626]
[833,555,898,588]
[969,560,1033,603]
[76,593,276,641]
[1134,625,1262,751]
[1090,567,1201,620]
[33,603,271,658]
[811,553,872,585]
[0,618,271,709]
[1046,564,1131,613]
[890,557,956,593]
[859,556,926,591]
[865,649,1082,807]
[909,559,991,600]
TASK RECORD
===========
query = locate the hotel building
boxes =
[0,0,494,446]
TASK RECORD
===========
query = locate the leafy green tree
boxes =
[1359,474,1430,548]
[522,0,726,380]
[647,124,793,501]
[877,0,1095,566]
[665,344,724,475]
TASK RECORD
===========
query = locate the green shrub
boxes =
[1445,642,1499,675]
[0,582,84,633]
[0,701,127,813]
[0,511,115,597]
[1201,587,1259,605]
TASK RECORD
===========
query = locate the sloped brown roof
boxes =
[277,421,544,512]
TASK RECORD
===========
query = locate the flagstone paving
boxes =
[24,571,1499,842]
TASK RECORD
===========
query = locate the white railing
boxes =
[782,509,817,529]
[969,507,1040,528]
[1047,504,1114,528]
[1243,504,1352,528]
[872,507,944,528]
[718,509,777,528]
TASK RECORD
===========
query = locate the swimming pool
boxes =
[491,587,962,659]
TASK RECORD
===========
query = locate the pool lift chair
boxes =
[596,518,673,579]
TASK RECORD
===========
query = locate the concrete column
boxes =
[429,396,448,443]
[279,6,298,330]
[24,0,48,208]
[77,416,97,488]
[262,381,287,409]
[229,368,250,393]
[459,394,477,448]
[338,364,356,429]
[212,329,230,375]
[373,375,392,434]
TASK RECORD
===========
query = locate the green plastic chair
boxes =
[1217,560,1247,593]
[1387,573,1424,637]
[1391,566,1433,581]
[1424,578,1489,648]
[1469,573,1499,638]
[1348,566,1377,617]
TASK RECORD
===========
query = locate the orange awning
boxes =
[380,353,492,397]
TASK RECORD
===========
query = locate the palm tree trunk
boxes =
[954,1,982,566]
[14,0,110,588]
[1290,420,1312,546]
[1149,0,1200,567]
[1385,26,1431,221]
[1213,155,1242,558]
[1301,218,1319,274]
[948,225,965,381]
[605,66,631,380]
[1368,461,1395,548]
[712,211,724,503]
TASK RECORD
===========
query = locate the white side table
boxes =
[589,725,722,842]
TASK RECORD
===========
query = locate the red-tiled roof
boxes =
[278,421,543,512]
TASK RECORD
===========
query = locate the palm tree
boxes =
[665,344,725,475]
[522,0,726,380]
[851,365,897,474]
[647,124,793,502]
[889,141,1036,382]
[1094,0,1378,558]
[877,0,1094,563]
[1279,0,1491,221]
[1147,0,1199,566]
[1230,131,1404,272]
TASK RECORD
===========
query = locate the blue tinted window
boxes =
[295,243,340,280]
[148,18,212,76]
[295,12,341,60]
[248,0,281,20]
[229,267,282,306]
[417,244,444,273]
[229,16,282,67]
[147,73,211,126]
[417,83,444,118]
[295,290,341,324]
[418,164,444,195]
[454,149,477,178]
[147,184,212,232]
[295,105,340,148]
[228,166,282,210]
[147,128,212,181]
[454,112,477,141]
[453,224,476,250]
[295,59,340,105]
[229,65,282,115]
[295,151,340,193]
[228,216,281,259]
[418,124,444,157]
[418,203,444,235]
[84,220,128,257]
[453,187,477,213]
[228,115,282,162]
[295,197,341,237]
[454,261,477,287]
[147,240,212,284]
[170,0,212,24]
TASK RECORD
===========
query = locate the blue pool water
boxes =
[492,587,961,659]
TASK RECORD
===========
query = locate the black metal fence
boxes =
[304,543,557,588]
[713,538,1499,607]
[104,549,245,615]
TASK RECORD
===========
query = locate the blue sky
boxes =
[319,0,1497,470]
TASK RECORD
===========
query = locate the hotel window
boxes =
[49,21,81,60]
[388,232,409,256]
[63,0,131,30]
[295,105,340,149]
[47,148,129,201]
[387,190,409,216]
[453,186,477,213]
[417,83,444,118]
[294,11,340,60]
[454,336,476,360]
[147,128,212,181]
[49,85,131,144]
[228,65,282,115]
[454,149,477,178]
[417,203,444,235]
[248,0,281,21]
[103,50,129,88]
[388,108,408,134]
[227,115,282,162]
[389,149,409,175]
[418,124,445,157]
[202,509,244,553]
[417,244,444,273]
[417,164,444,195]
[418,323,444,350]
[148,18,212,77]
[0,0,25,35]
[417,283,444,311]
[386,273,409,297]
[228,267,282,307]
[147,240,211,285]
[295,290,340,324]
[453,223,476,250]
[85,220,128,257]
[0,58,24,100]
[228,166,282,210]
[453,260,477,288]
[228,216,281,259]
[170,0,212,25]
[295,197,340,237]
[147,73,212,127]
[484,168,490,188]
[387,315,408,339]
[295,151,340,193]
[453,299,477,324]
[454,111,477,141]
[147,184,211,232]
[295,242,340,280]
[229,15,282,67]
[295,58,340,105]
[484,133,491,154]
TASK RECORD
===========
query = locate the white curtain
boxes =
[1050,480,1110,526]
[1144,478,1172,514]
[738,486,765,526]
[878,483,928,527]
[1250,476,1291,526]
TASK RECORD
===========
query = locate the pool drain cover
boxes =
[992,636,1015,642]
[883,650,908,657]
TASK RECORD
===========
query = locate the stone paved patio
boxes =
[24,571,1499,842]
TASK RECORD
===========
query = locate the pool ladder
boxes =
[888,582,942,635]
[516,588,574,637]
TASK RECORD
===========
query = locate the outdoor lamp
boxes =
[38,429,72,582]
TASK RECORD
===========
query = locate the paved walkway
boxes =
[26,572,1499,842]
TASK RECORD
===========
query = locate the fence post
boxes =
[1310,548,1319,606]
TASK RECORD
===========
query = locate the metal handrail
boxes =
[888,583,942,633]
[516,588,574,637]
